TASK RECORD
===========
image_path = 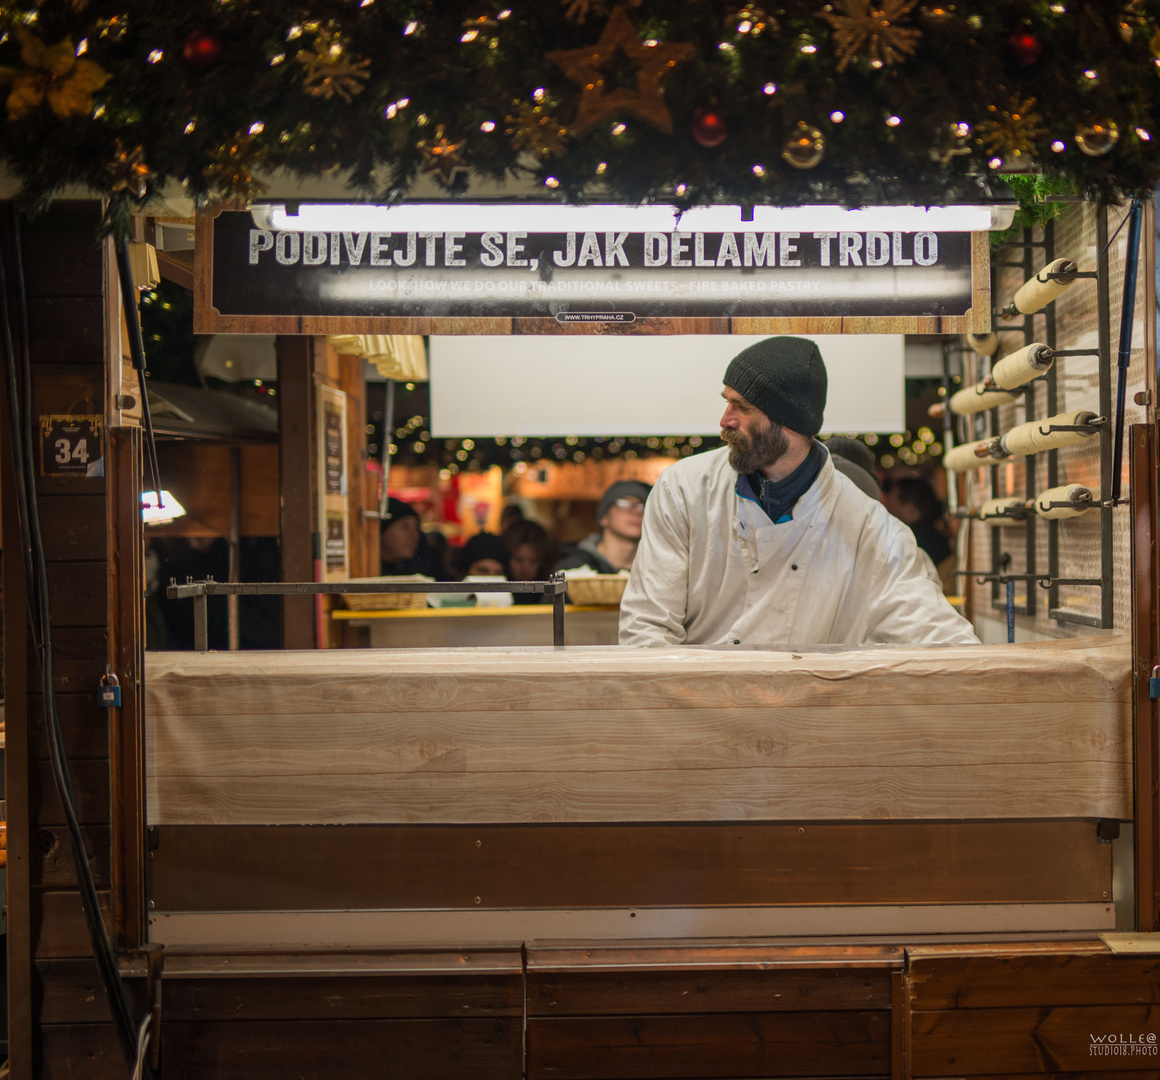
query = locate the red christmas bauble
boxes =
[1007,29,1044,66]
[183,28,223,71]
[691,107,728,148]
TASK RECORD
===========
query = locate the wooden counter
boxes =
[144,636,1131,941]
[331,603,620,647]
[147,636,1132,826]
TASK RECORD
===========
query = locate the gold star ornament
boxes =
[547,6,695,135]
[418,126,470,186]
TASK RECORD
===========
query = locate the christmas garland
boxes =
[1,1,1158,231]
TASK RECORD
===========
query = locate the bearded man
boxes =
[618,336,979,647]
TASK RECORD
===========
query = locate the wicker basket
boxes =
[340,576,433,611]
[565,574,629,606]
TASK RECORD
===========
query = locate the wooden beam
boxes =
[2,198,36,1080]
[1131,421,1159,930]
[276,335,315,648]
[108,427,146,948]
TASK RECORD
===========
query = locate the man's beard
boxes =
[722,420,790,474]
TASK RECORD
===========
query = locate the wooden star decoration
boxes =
[546,6,695,135]
[819,0,921,74]
[418,127,469,186]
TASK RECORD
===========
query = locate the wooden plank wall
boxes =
[145,641,1134,826]
[526,943,901,1080]
[0,202,117,1076]
[907,943,1160,1077]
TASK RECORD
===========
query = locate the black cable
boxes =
[1111,199,1143,504]
[112,234,163,506]
[3,206,149,1073]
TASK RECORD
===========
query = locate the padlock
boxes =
[1150,665,1160,700]
[98,671,122,708]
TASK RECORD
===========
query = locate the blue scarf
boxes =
[736,440,826,524]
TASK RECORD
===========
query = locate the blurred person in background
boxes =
[455,531,511,579]
[554,480,652,574]
[504,519,558,605]
[380,497,447,578]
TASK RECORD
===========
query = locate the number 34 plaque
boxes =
[39,414,104,478]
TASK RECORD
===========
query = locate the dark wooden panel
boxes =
[526,1011,891,1079]
[910,1005,1160,1076]
[27,295,105,364]
[36,960,144,1024]
[32,888,113,960]
[20,235,105,298]
[158,1018,520,1080]
[164,972,523,1021]
[40,1023,126,1080]
[33,758,110,827]
[30,691,111,760]
[907,952,1160,1010]
[39,495,108,560]
[31,825,111,888]
[527,966,893,1016]
[149,821,1111,912]
[46,559,108,627]
[29,625,110,698]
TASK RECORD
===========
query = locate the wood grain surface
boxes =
[146,638,1132,825]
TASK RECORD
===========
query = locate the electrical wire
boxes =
[112,234,163,505]
[1,206,152,1076]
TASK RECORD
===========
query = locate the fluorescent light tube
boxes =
[251,202,1016,234]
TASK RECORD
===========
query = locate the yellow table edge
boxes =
[332,604,619,620]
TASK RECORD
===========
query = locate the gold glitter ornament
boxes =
[976,97,1046,162]
[203,135,266,202]
[547,6,695,134]
[505,100,569,158]
[418,125,470,186]
[818,0,922,73]
[296,33,371,102]
[109,141,151,200]
[782,122,825,168]
[1075,120,1119,156]
[0,27,109,121]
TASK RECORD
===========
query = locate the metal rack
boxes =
[168,573,572,649]
[948,214,1115,629]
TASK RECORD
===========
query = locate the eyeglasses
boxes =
[611,497,645,510]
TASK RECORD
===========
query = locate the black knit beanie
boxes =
[723,336,828,437]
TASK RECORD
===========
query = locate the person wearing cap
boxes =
[380,497,447,579]
[554,479,653,575]
[619,336,979,647]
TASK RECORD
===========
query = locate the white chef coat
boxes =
[619,446,978,647]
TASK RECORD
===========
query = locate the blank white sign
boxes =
[429,335,904,437]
